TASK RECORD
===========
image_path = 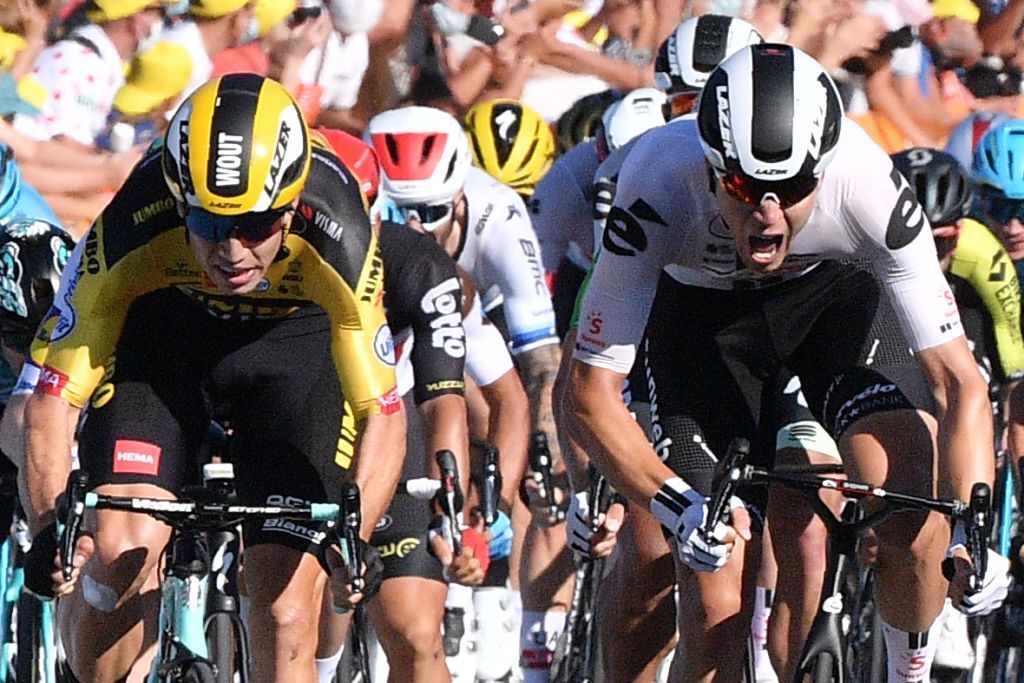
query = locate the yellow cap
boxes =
[0,31,26,71]
[932,0,981,24]
[85,0,167,22]
[113,41,192,116]
[255,0,295,36]
[189,0,248,19]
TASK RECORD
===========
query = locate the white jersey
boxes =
[574,118,960,374]
[531,140,600,272]
[459,167,558,355]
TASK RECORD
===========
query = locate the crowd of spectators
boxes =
[0,0,1019,233]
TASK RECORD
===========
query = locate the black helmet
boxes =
[554,90,622,155]
[0,220,74,353]
[890,148,973,227]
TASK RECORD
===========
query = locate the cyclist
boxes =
[546,16,765,681]
[892,147,1019,672]
[367,105,559,681]
[566,44,999,683]
[21,74,406,683]
[316,128,528,683]
[464,98,555,200]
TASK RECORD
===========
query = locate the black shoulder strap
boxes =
[67,35,101,56]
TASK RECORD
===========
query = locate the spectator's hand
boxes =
[290,14,332,59]
[831,13,887,60]
[17,0,48,44]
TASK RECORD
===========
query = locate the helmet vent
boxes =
[422,135,437,164]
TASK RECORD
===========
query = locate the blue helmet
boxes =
[972,118,1024,199]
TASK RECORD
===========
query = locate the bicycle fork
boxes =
[150,530,212,682]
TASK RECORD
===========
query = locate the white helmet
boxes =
[697,44,843,185]
[366,106,471,206]
[599,88,667,156]
[654,15,763,95]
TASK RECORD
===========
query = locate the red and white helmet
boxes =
[366,106,471,206]
[317,127,381,201]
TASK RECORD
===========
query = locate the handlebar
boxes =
[60,469,89,582]
[529,431,564,523]
[437,450,463,555]
[700,438,749,543]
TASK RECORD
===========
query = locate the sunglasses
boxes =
[977,191,1024,225]
[715,170,820,209]
[397,202,454,232]
[185,206,292,246]
[666,91,698,118]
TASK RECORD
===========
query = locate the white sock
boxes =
[881,615,942,683]
[446,582,474,611]
[315,644,344,683]
[520,610,567,682]
[752,586,776,677]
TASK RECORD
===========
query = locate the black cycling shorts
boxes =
[77,288,352,556]
[644,262,930,509]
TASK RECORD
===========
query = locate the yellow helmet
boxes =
[162,74,311,215]
[464,99,554,196]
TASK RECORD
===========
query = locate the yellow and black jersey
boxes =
[948,218,1024,383]
[32,142,398,420]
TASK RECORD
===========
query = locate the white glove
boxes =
[958,548,1011,617]
[650,477,732,573]
[567,491,596,559]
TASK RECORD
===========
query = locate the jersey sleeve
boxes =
[531,160,591,272]
[478,192,558,355]
[380,226,467,405]
[842,160,963,353]
[464,293,514,388]
[571,138,683,374]
[950,220,1024,381]
[31,219,153,406]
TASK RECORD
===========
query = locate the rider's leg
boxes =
[245,545,328,683]
[58,484,172,683]
[370,577,450,682]
[519,514,573,681]
[598,506,676,682]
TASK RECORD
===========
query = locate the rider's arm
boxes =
[351,406,408,539]
[478,369,530,508]
[23,392,80,533]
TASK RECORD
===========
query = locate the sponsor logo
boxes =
[214,132,244,187]
[426,379,464,392]
[261,518,327,543]
[474,203,493,235]
[807,81,829,161]
[208,201,241,209]
[375,514,393,532]
[375,387,402,415]
[0,242,26,318]
[335,401,357,469]
[518,239,547,296]
[314,212,343,241]
[586,310,602,336]
[82,229,100,276]
[884,169,926,250]
[36,366,69,396]
[420,278,465,357]
[263,122,291,198]
[755,168,786,176]
[821,592,843,614]
[374,324,396,365]
[378,537,421,559]
[359,252,384,304]
[112,439,162,476]
[716,86,736,159]
[178,120,194,197]
[645,350,672,461]
[254,278,270,292]
[132,197,175,226]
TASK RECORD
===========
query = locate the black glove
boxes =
[23,522,59,599]
[319,536,384,603]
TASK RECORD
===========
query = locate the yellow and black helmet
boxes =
[464,99,554,196]
[162,74,311,215]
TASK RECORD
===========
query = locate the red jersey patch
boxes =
[36,366,69,396]
[112,440,162,476]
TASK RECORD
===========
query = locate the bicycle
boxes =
[706,438,993,683]
[551,468,613,683]
[58,467,356,683]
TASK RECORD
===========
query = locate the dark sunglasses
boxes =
[715,170,820,209]
[977,191,1024,225]
[397,202,454,232]
[185,206,292,246]
[666,91,698,118]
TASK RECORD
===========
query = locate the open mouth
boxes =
[217,265,256,286]
[749,234,784,265]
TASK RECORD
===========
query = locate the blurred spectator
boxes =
[13,0,167,146]
[0,0,53,81]
[162,0,260,103]
[98,40,193,151]
[975,0,1024,58]
[211,0,297,75]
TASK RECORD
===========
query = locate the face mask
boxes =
[238,14,260,45]
[328,0,383,34]
[137,17,164,53]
